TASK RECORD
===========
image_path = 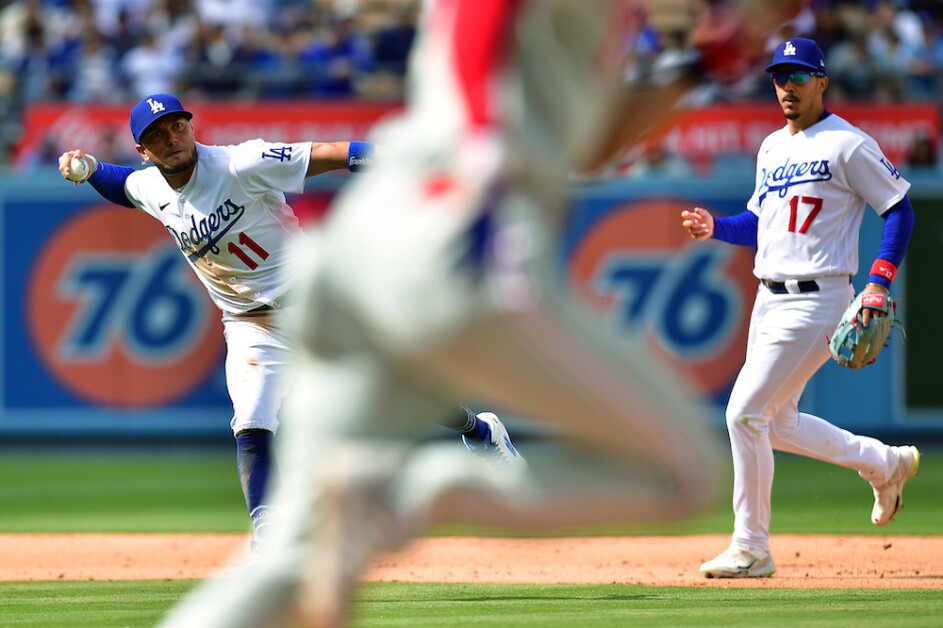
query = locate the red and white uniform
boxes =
[126,140,311,433]
[160,2,723,626]
[727,113,910,553]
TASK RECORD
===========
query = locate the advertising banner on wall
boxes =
[14,101,402,169]
[0,185,336,438]
[13,101,936,172]
[1,192,229,435]
[4,169,942,438]
[563,182,756,404]
[651,102,939,169]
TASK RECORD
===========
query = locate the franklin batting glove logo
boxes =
[147,98,166,114]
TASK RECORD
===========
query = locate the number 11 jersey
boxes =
[125,140,312,313]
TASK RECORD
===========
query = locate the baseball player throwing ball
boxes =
[682,38,920,578]
[58,93,524,548]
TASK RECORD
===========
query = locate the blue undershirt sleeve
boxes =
[869,196,914,288]
[711,210,758,246]
[88,162,136,208]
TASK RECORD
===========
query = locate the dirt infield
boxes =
[1,533,940,588]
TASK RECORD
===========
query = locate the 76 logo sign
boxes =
[595,247,743,357]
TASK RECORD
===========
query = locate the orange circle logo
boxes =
[568,199,755,397]
[27,205,224,407]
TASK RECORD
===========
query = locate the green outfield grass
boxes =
[0,447,938,535]
[0,450,246,532]
[0,581,940,627]
[0,448,939,627]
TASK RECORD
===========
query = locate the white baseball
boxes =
[67,156,88,182]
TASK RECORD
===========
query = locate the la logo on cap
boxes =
[784,41,797,56]
[147,98,166,114]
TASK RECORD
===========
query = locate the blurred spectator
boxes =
[622,0,663,83]
[868,0,925,51]
[625,143,693,179]
[809,6,849,57]
[827,26,892,100]
[67,23,124,102]
[147,0,200,55]
[90,0,151,38]
[904,130,939,171]
[2,0,943,176]
[181,19,242,97]
[2,0,942,108]
[372,2,416,76]
[901,11,943,100]
[109,9,142,61]
[121,31,184,98]
[297,15,373,98]
[196,0,273,35]
[0,66,22,168]
[229,24,299,99]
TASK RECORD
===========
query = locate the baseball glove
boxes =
[828,291,904,369]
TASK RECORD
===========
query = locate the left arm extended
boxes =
[306,141,376,177]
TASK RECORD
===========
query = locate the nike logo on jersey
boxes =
[165,198,246,261]
[757,158,831,204]
[159,203,170,210]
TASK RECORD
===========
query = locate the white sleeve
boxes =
[231,139,313,197]
[844,137,911,215]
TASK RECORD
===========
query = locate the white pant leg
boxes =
[725,278,852,552]
[222,311,293,434]
[770,411,897,485]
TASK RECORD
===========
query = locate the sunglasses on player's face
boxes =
[771,70,824,87]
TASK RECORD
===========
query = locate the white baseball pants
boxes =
[725,276,899,552]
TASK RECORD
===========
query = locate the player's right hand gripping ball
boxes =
[828,291,905,369]
[67,156,89,182]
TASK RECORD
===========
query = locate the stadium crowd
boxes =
[1,0,942,169]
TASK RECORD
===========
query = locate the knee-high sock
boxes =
[438,403,491,443]
[235,429,275,537]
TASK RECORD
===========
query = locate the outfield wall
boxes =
[1,171,940,440]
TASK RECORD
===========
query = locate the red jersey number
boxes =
[787,195,823,234]
[228,233,270,270]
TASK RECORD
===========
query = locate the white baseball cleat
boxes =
[700,545,776,578]
[871,445,920,526]
[462,412,527,472]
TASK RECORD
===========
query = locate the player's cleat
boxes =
[462,412,527,471]
[871,445,920,526]
[700,545,776,578]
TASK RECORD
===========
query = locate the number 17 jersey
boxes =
[124,140,312,314]
[747,113,910,282]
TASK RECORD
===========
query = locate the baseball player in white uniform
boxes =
[155,1,808,626]
[57,93,524,548]
[682,38,920,578]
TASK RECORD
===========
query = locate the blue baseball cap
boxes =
[130,93,193,144]
[764,38,827,75]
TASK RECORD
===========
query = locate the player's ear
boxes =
[819,75,829,94]
[136,144,149,164]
